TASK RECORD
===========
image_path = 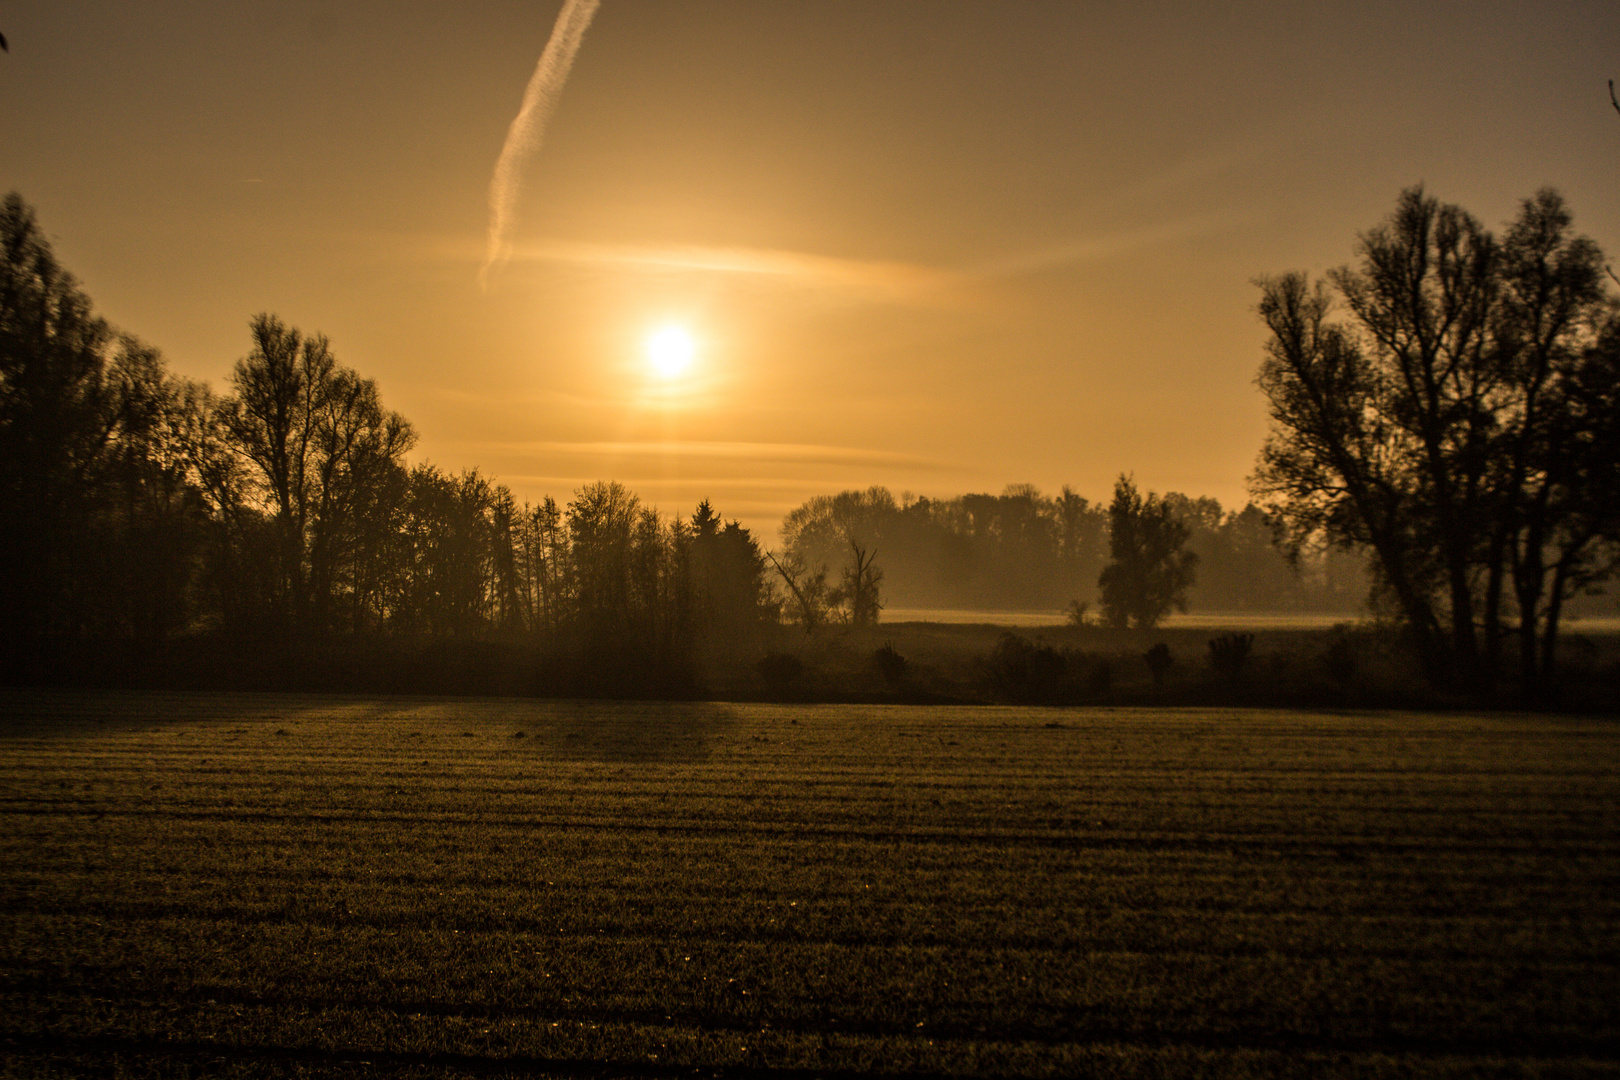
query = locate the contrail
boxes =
[481,0,602,287]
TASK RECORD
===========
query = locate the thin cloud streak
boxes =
[498,212,1246,300]
[482,0,602,288]
[507,237,974,304]
[458,439,958,471]
[973,209,1254,279]
[499,474,877,493]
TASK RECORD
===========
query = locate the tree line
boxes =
[775,481,1366,622]
[3,187,1344,684]
[0,193,776,687]
[4,186,1616,697]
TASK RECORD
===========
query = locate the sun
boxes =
[644,324,696,379]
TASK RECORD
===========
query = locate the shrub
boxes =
[986,633,1066,703]
[1143,642,1173,688]
[755,652,804,690]
[1207,633,1255,681]
[1323,637,1357,685]
[1085,656,1113,696]
[873,643,908,686]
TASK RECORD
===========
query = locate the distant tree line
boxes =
[776,482,1366,621]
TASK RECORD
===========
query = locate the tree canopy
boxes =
[1253,186,1620,691]
[1096,475,1198,631]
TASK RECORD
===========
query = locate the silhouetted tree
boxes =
[686,500,773,643]
[873,642,907,686]
[96,343,217,642]
[1254,187,1620,689]
[0,193,121,646]
[1494,195,1620,684]
[1055,485,1107,604]
[766,548,833,634]
[1097,475,1197,630]
[397,466,509,636]
[781,486,894,572]
[1207,633,1254,681]
[217,314,415,636]
[0,194,250,655]
[567,480,642,643]
[515,495,571,635]
[985,633,1065,702]
[841,539,883,626]
[566,481,689,683]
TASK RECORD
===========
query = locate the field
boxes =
[2,690,1618,1078]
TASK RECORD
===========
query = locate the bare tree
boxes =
[218,314,414,633]
[765,549,831,634]
[1254,187,1619,690]
[842,539,883,626]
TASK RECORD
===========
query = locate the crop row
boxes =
[2,691,1618,1077]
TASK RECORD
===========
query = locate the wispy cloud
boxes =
[972,208,1254,279]
[973,146,1265,279]
[506,237,974,304]
[497,474,868,493]
[498,210,1250,299]
[482,0,602,287]
[458,439,958,472]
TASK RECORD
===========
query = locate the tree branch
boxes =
[764,550,817,633]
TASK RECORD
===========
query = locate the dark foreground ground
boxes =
[1,690,1617,1078]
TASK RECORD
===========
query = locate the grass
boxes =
[1,689,1617,1077]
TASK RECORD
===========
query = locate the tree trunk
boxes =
[1540,559,1570,681]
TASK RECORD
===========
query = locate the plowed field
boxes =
[2,690,1616,1077]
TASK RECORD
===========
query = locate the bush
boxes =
[755,652,804,690]
[986,633,1066,703]
[873,643,908,686]
[1143,642,1173,688]
[1323,636,1358,685]
[1088,660,1114,702]
[1207,633,1255,681]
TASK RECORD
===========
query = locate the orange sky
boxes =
[4,1,1618,539]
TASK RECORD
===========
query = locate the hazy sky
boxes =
[4,1,1617,538]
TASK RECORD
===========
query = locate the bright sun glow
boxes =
[645,325,696,379]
